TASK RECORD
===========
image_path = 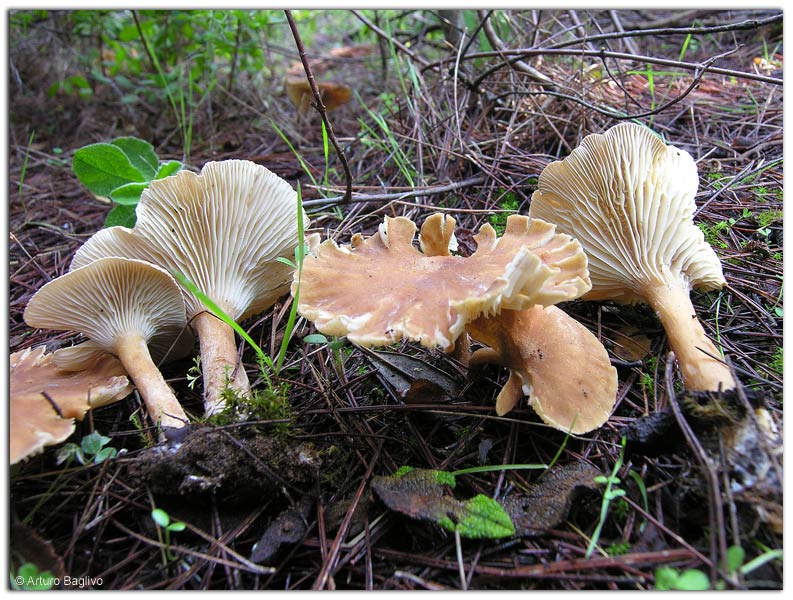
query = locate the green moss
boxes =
[756,209,783,228]
[489,191,521,235]
[209,382,292,434]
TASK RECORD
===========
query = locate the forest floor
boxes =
[8,9,783,590]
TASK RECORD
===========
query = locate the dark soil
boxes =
[8,9,783,590]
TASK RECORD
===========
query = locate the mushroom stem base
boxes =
[645,283,736,391]
[192,311,252,417]
[115,333,188,431]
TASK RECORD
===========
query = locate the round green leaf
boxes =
[112,136,159,179]
[151,508,170,528]
[155,160,183,180]
[110,182,149,205]
[104,204,137,228]
[73,143,146,197]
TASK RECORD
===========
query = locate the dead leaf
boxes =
[501,463,602,537]
[610,326,652,362]
[10,346,132,464]
[371,467,514,539]
[250,496,313,564]
[362,348,461,404]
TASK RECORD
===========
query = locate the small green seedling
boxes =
[151,508,186,561]
[654,566,710,590]
[56,431,118,465]
[585,437,627,559]
[72,136,182,227]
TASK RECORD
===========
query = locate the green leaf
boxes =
[726,545,746,574]
[654,566,679,590]
[104,203,137,228]
[151,508,171,528]
[81,431,111,455]
[110,181,149,205]
[303,333,329,345]
[94,447,118,463]
[72,143,147,198]
[155,160,183,180]
[675,569,710,590]
[449,494,515,539]
[167,521,187,533]
[112,136,159,179]
[371,467,514,540]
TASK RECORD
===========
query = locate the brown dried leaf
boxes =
[501,463,602,537]
[610,325,652,362]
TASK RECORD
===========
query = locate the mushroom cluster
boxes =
[295,212,619,434]
[21,159,309,441]
[529,122,734,392]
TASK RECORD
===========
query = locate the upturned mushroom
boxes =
[529,122,735,391]
[70,159,309,416]
[10,345,132,464]
[295,212,591,351]
[23,257,191,433]
[466,306,618,434]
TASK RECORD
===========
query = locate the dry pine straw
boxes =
[8,10,782,590]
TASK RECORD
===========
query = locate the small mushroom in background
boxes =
[467,306,618,434]
[71,160,309,417]
[530,122,736,392]
[10,345,132,464]
[294,212,591,352]
[23,257,192,434]
[285,78,352,114]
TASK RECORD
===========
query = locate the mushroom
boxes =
[466,306,618,434]
[10,345,132,464]
[70,160,309,416]
[529,122,735,392]
[286,78,352,114]
[23,257,191,432]
[295,212,590,352]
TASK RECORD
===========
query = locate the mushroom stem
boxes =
[114,333,188,431]
[644,283,736,391]
[192,311,252,416]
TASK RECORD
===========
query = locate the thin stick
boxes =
[302,174,486,208]
[284,10,353,204]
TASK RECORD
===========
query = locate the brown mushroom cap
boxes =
[24,257,190,430]
[467,305,618,434]
[10,345,132,464]
[295,212,590,351]
[529,122,734,391]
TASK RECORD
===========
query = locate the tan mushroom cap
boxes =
[529,122,734,392]
[24,257,190,430]
[25,258,190,363]
[467,305,618,434]
[71,160,309,415]
[72,160,304,322]
[529,122,726,303]
[10,345,132,464]
[295,212,590,351]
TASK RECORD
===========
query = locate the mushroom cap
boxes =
[468,305,618,434]
[295,212,590,351]
[72,160,306,322]
[23,257,189,363]
[529,122,726,304]
[10,345,132,464]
